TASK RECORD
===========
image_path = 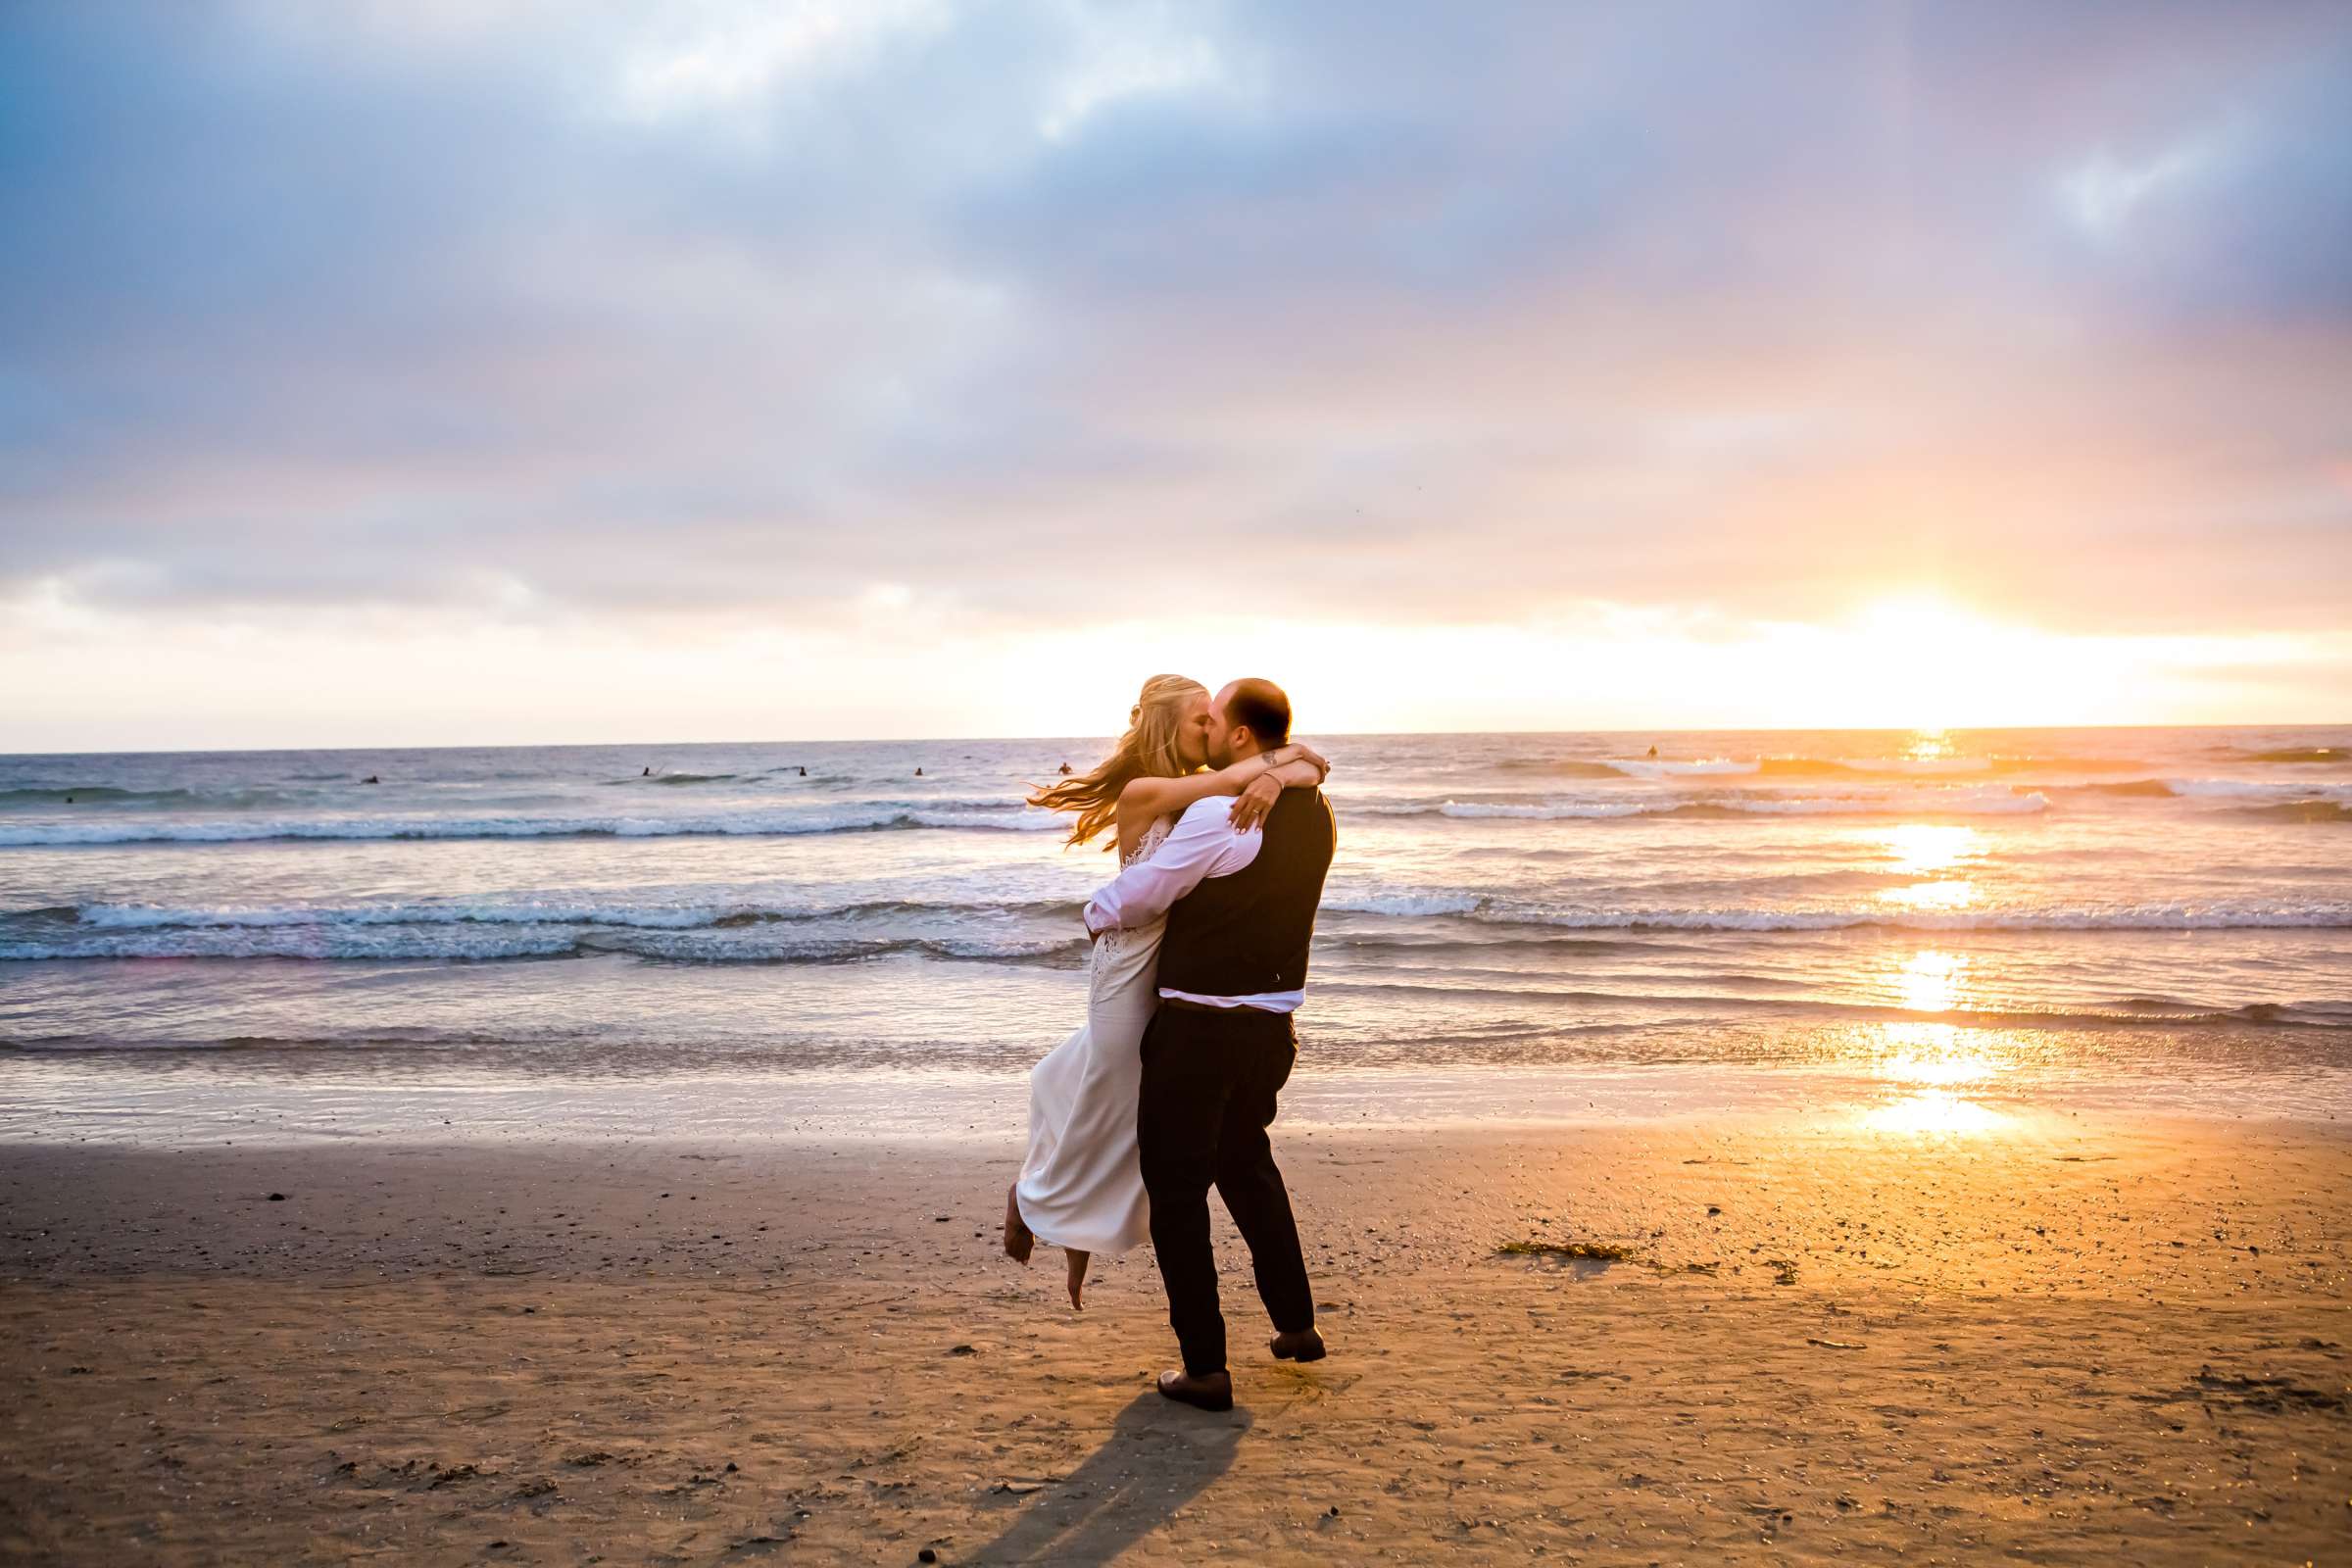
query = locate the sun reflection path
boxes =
[1883,823,1980,875]
[1904,727,1956,763]
[1890,952,1966,1013]
[1878,823,1985,913]
[1882,879,1979,910]
[1872,827,1984,911]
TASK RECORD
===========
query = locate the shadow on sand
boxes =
[968,1392,1250,1565]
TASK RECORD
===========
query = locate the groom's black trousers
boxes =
[1136,1002,1315,1377]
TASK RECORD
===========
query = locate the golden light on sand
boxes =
[1862,1090,2009,1137]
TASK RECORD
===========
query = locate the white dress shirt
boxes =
[1082,794,1304,1013]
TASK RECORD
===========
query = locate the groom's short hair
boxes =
[1224,678,1292,747]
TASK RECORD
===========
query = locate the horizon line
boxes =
[4,718,2347,760]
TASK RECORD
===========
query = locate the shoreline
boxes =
[4,1118,2346,1562]
[4,1050,2346,1148]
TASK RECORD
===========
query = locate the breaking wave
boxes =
[1463,905,2352,932]
[1607,758,1759,777]
[1404,786,2050,819]
[2239,747,2348,765]
[11,888,2351,964]
[0,803,1065,846]
[1492,760,1640,778]
[0,895,1089,963]
[2040,778,2352,806]
[2234,801,2352,825]
[0,927,1086,965]
[1607,755,2150,780]
[0,786,289,809]
[2166,778,2352,803]
[39,896,1077,932]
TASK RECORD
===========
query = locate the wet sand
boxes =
[2,1116,2346,1563]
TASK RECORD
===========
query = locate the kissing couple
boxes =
[1004,675,1336,1412]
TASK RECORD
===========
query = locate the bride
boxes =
[1006,674,1329,1307]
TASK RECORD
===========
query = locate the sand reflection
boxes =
[1875,1019,2001,1084]
[1859,952,2015,1134]
[1862,1089,2011,1136]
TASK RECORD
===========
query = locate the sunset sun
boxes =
[1843,596,2046,731]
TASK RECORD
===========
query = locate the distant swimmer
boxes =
[1646,746,1658,758]
[1058,761,1073,775]
[915,767,924,777]
[362,774,380,784]
[642,766,651,776]
[64,795,73,804]
[799,766,808,777]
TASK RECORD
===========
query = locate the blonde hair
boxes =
[1028,673,1206,849]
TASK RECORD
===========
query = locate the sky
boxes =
[2,0,2349,750]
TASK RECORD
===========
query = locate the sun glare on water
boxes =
[1903,728,1956,763]
[1889,951,1968,1013]
[1878,823,1984,912]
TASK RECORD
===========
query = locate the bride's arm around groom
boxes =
[1085,745,1328,937]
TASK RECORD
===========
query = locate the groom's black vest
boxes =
[1155,788,1336,999]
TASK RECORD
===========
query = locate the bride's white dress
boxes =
[1013,815,1171,1254]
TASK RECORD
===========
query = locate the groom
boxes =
[1082,677,1336,1411]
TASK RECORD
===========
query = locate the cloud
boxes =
[0,0,2347,665]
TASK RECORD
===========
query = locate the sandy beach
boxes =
[3,1114,2345,1564]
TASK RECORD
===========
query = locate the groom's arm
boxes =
[1083,797,1261,936]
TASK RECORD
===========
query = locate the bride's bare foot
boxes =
[1065,1250,1090,1310]
[1003,1184,1033,1264]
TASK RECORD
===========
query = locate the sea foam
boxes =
[0,804,1067,846]
[1418,786,2049,819]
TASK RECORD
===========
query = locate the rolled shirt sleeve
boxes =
[1083,796,1262,934]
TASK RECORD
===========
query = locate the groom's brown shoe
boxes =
[1155,1368,1233,1412]
[1269,1328,1326,1363]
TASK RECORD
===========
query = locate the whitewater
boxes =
[3,726,2348,1137]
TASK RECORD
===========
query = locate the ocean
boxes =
[3,726,2347,1142]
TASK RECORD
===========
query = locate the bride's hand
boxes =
[1228,772,1282,833]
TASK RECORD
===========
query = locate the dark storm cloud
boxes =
[1,0,2347,634]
